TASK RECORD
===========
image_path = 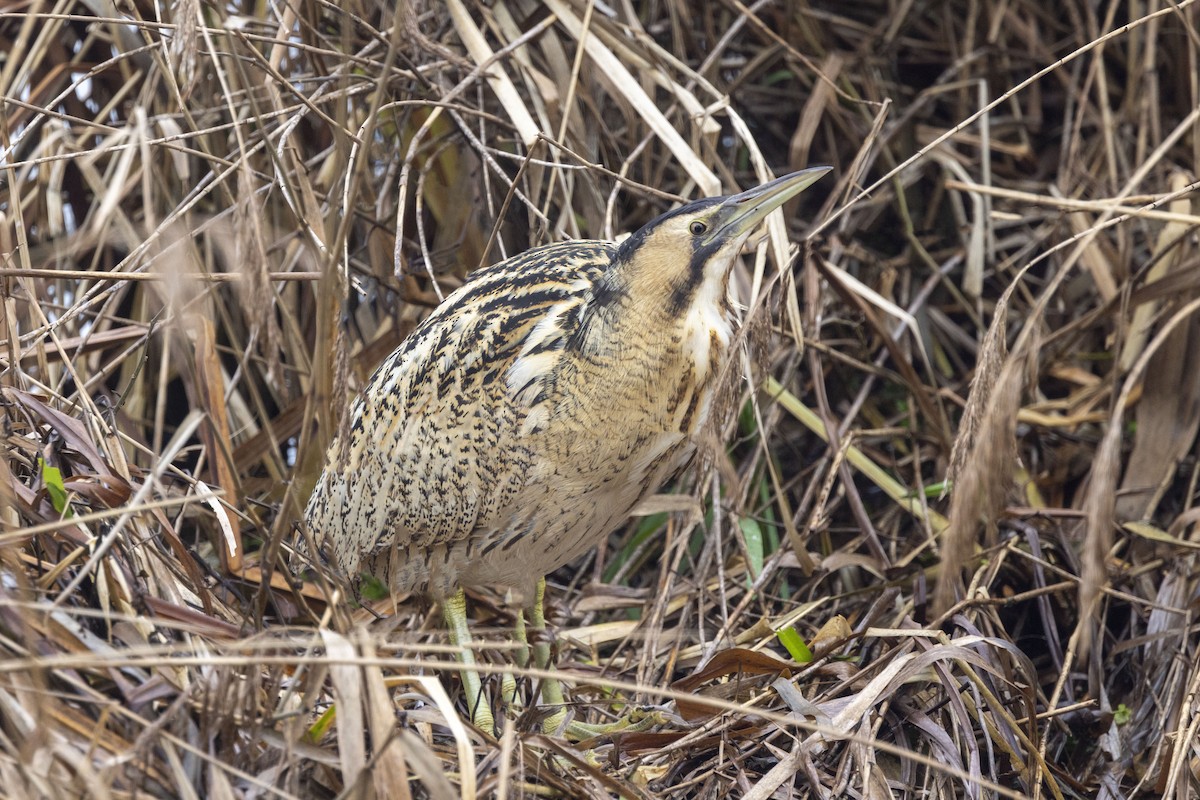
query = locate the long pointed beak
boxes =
[706,166,832,246]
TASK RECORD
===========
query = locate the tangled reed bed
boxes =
[1,1,1199,797]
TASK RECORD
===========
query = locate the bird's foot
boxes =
[542,704,667,741]
[501,672,524,715]
[468,695,497,735]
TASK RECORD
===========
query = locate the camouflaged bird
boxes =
[305,234,722,597]
[302,168,831,733]
[305,169,830,602]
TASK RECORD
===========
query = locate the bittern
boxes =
[304,167,831,735]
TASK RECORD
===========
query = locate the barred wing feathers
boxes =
[304,241,615,580]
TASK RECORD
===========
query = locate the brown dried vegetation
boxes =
[2,1,1199,797]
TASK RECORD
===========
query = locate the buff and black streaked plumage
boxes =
[302,167,831,734]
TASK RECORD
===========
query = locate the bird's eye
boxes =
[689,220,707,236]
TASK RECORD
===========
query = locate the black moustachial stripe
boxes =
[612,196,727,316]
[668,237,721,314]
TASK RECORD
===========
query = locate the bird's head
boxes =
[611,166,832,315]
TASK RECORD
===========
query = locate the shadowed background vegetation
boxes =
[1,0,1199,797]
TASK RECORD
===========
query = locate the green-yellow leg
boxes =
[530,578,569,735]
[513,607,530,669]
[500,605,528,715]
[443,588,496,734]
[529,579,663,740]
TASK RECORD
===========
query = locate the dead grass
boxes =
[2,0,1200,797]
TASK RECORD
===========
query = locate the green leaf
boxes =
[358,573,389,601]
[38,458,72,516]
[306,703,337,743]
[776,626,812,663]
[740,517,764,584]
[763,69,795,86]
[1113,703,1131,726]
[738,397,758,435]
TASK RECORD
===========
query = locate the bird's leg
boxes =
[532,578,665,741]
[529,577,570,735]
[500,602,528,715]
[513,607,530,669]
[442,588,496,734]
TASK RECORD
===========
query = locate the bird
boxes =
[302,166,831,735]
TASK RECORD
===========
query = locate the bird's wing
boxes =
[304,240,614,577]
